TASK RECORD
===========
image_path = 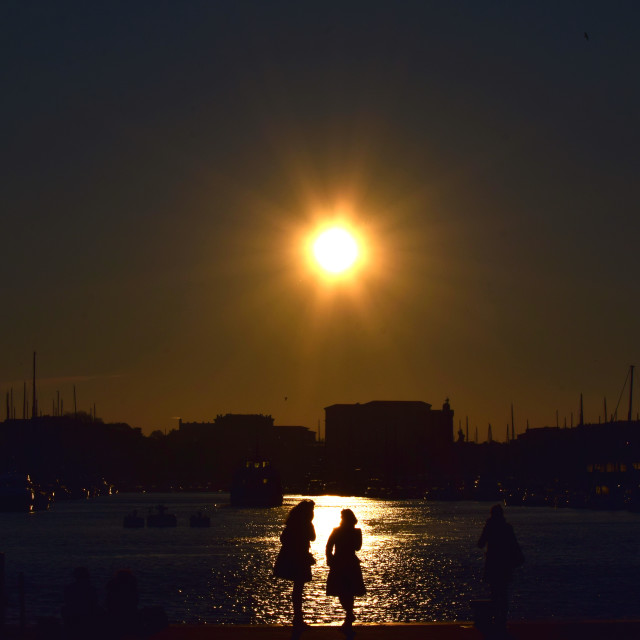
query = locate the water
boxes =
[1,494,639,625]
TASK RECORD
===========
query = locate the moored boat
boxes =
[189,511,211,527]
[230,460,283,507]
[147,504,177,527]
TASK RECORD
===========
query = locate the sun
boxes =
[312,227,359,274]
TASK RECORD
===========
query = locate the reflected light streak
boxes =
[299,495,377,560]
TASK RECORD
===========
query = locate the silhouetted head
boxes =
[286,499,315,525]
[340,508,357,527]
[490,504,504,519]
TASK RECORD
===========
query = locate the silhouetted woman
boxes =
[477,504,523,633]
[326,509,365,629]
[273,499,316,629]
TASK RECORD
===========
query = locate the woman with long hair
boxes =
[273,499,316,629]
[326,509,365,629]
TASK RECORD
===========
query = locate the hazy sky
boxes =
[2,1,639,438]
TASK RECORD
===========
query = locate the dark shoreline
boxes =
[6,620,640,640]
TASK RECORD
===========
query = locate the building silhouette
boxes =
[177,414,316,490]
[512,420,640,508]
[4,390,640,507]
[324,399,454,494]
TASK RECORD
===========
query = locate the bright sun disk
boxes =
[313,227,359,274]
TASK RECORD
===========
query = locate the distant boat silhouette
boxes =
[230,460,283,507]
[123,509,145,528]
[189,511,211,527]
[146,504,177,527]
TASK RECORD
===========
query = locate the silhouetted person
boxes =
[326,509,365,630]
[62,567,104,639]
[106,569,141,638]
[273,499,316,630]
[477,504,523,636]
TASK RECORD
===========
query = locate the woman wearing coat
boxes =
[326,509,366,629]
[273,499,316,629]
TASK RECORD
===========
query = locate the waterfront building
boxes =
[492,420,640,508]
[177,414,316,489]
[324,399,454,493]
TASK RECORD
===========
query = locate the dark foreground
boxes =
[6,621,640,640]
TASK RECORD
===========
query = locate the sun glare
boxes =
[313,227,359,274]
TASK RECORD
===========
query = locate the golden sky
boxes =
[1,2,639,438]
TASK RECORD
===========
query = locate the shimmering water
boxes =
[1,494,639,625]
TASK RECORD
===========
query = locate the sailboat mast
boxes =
[628,365,634,421]
[32,351,37,419]
[511,403,515,441]
[579,393,584,426]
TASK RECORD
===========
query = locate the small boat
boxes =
[230,460,283,508]
[189,511,211,527]
[123,509,145,528]
[146,504,177,527]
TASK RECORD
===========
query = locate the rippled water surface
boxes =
[1,493,639,624]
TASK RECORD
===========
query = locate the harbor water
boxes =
[1,494,639,625]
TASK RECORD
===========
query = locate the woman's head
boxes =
[340,508,357,527]
[287,499,315,524]
[490,504,504,519]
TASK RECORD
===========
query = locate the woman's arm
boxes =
[326,529,336,565]
[354,528,362,551]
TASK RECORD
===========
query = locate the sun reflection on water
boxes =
[270,495,478,625]
[1,494,638,624]
[306,495,371,560]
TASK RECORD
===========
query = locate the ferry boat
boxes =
[230,460,283,507]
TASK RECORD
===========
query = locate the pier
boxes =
[4,620,640,640]
[152,621,640,640]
